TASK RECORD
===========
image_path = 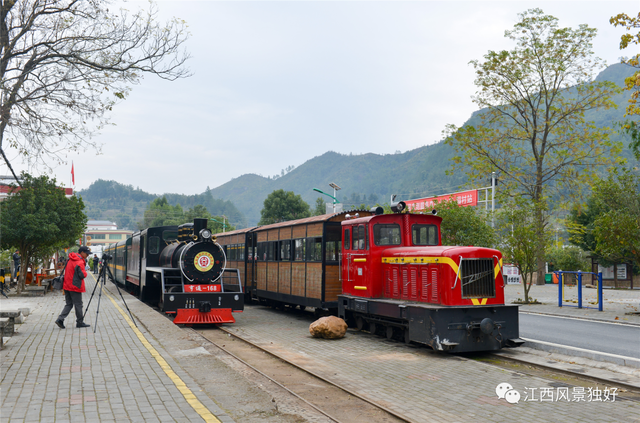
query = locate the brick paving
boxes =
[0,275,234,423]
[226,300,640,423]
[1,276,639,423]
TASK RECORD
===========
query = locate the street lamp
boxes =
[209,215,226,233]
[313,183,341,213]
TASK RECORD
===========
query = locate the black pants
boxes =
[58,290,84,324]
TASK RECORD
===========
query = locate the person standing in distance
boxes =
[55,246,92,329]
[12,250,20,282]
[92,254,99,274]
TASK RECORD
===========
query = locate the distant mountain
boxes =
[211,63,639,226]
[78,180,246,230]
[80,64,639,228]
[210,143,468,226]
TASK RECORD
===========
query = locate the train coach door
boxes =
[247,233,257,295]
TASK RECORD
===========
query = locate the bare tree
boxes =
[0,0,191,183]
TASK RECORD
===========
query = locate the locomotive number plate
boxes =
[184,284,221,292]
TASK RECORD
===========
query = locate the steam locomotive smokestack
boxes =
[193,218,208,235]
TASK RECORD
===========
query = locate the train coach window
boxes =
[325,228,341,262]
[306,238,322,262]
[294,239,305,261]
[238,244,245,260]
[374,224,401,246]
[267,242,276,261]
[412,224,439,246]
[280,240,292,261]
[257,243,266,261]
[148,236,160,254]
[228,245,236,260]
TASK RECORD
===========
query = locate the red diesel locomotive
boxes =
[215,205,522,353]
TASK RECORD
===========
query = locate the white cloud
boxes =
[3,0,635,195]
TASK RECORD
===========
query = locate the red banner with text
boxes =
[405,190,478,211]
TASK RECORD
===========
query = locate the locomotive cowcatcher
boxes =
[338,207,522,352]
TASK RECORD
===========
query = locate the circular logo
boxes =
[194,251,214,272]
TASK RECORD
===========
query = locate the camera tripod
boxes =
[83,257,137,333]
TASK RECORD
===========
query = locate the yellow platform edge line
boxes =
[97,276,222,423]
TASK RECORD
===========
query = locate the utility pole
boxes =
[491,172,496,228]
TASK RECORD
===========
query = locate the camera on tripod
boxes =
[102,253,113,261]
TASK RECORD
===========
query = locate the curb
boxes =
[520,337,640,369]
[519,310,640,327]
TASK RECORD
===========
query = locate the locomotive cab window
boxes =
[412,224,439,246]
[163,230,178,242]
[148,236,160,254]
[373,224,401,246]
[352,225,368,250]
[343,228,350,250]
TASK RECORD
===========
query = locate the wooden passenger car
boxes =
[214,211,374,310]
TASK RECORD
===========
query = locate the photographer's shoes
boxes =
[55,319,65,329]
[76,322,90,328]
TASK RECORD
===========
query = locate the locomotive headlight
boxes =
[234,295,239,301]
[169,295,175,302]
[199,229,212,240]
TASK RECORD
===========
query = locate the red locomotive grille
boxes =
[173,308,235,325]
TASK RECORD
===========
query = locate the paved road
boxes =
[520,313,640,359]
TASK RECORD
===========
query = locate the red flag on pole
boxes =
[71,162,75,186]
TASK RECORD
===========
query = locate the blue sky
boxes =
[3,0,636,195]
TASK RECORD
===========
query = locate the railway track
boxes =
[189,307,639,418]
[192,325,408,423]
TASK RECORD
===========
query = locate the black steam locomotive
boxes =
[105,218,244,324]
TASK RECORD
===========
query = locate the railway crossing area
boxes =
[1,275,639,422]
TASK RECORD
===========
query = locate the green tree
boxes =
[0,1,190,182]
[259,190,311,225]
[591,170,640,271]
[185,204,213,222]
[142,196,185,228]
[434,199,495,248]
[546,246,590,272]
[444,9,621,287]
[313,197,326,216]
[496,200,548,303]
[610,12,640,159]
[0,173,86,294]
[184,204,236,233]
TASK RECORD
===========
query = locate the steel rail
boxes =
[191,326,414,423]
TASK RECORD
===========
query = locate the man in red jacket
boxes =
[55,246,92,329]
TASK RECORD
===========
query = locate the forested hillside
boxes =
[79,180,246,230]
